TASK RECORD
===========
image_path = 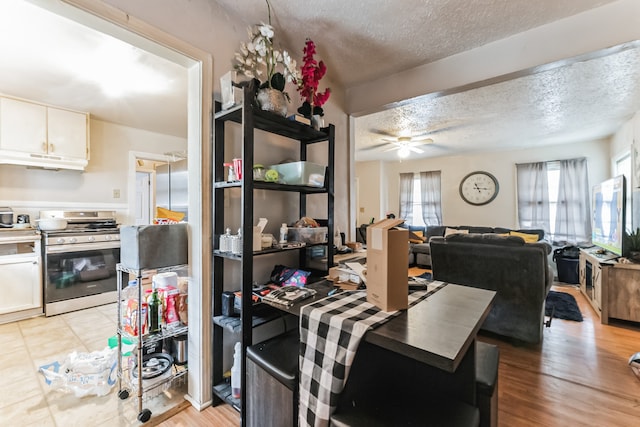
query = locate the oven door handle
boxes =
[46,242,121,253]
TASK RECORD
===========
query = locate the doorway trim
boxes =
[47,0,213,408]
[128,151,172,225]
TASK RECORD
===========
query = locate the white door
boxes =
[135,172,151,225]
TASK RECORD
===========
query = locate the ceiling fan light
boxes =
[398,146,410,158]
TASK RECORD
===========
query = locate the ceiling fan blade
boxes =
[383,146,401,152]
[369,128,398,138]
[408,146,424,154]
[359,142,391,151]
[409,137,434,144]
[381,138,400,143]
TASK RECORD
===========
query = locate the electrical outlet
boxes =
[359,207,365,213]
[113,189,120,199]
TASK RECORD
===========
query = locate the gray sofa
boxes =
[411,225,545,267]
[430,232,553,344]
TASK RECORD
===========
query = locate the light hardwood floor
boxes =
[161,284,640,426]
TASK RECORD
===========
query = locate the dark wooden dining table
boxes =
[264,279,496,423]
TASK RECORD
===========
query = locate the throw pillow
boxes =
[509,230,539,243]
[409,230,424,243]
[445,227,469,237]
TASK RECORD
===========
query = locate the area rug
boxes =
[545,290,583,322]
[408,267,432,281]
[417,271,433,281]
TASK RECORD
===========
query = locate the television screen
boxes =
[591,175,626,256]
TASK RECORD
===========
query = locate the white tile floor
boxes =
[0,303,185,426]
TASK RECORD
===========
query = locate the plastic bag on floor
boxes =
[39,347,117,397]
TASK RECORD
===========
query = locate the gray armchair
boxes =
[430,233,553,344]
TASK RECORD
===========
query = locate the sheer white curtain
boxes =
[420,171,442,226]
[516,162,550,232]
[399,173,414,223]
[554,158,591,245]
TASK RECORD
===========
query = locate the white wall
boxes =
[357,139,610,229]
[0,118,186,221]
[355,161,383,224]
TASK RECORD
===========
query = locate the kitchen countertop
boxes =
[0,227,40,241]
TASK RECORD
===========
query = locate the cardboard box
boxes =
[365,219,408,311]
[327,266,362,290]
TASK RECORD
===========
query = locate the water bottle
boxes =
[231,342,242,399]
[279,223,288,244]
[123,280,138,300]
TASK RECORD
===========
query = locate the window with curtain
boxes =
[516,158,591,245]
[399,172,414,224]
[399,171,442,226]
[419,171,442,226]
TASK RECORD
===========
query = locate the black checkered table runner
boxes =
[298,281,446,427]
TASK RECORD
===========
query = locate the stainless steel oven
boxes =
[41,210,120,316]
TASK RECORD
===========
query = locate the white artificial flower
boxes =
[234,22,299,92]
[259,24,274,39]
[255,43,267,58]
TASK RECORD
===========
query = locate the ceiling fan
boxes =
[381,135,434,158]
[361,132,435,158]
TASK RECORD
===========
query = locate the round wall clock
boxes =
[459,171,499,206]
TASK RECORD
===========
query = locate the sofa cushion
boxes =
[445,233,525,246]
[509,230,540,243]
[445,227,469,237]
[409,230,424,243]
[426,225,447,241]
[493,227,511,234]
[466,226,495,234]
[515,228,545,241]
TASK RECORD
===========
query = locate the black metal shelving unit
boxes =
[211,82,335,424]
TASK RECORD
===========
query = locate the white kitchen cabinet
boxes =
[0,96,89,169]
[0,254,42,314]
[46,106,89,159]
[0,97,47,154]
[0,235,42,322]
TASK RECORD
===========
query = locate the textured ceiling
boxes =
[214,0,619,88]
[214,0,636,162]
[355,43,640,161]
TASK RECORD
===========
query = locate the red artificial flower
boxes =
[297,38,331,108]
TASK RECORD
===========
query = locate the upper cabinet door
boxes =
[0,97,47,154]
[47,107,88,160]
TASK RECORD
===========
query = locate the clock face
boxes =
[459,171,499,206]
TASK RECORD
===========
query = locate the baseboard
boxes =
[184,394,213,411]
